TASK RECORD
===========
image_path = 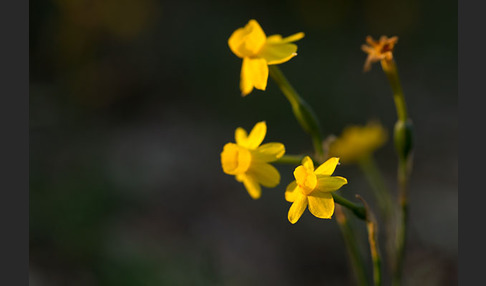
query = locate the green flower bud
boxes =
[394,119,414,161]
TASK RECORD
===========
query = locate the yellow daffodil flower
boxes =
[328,122,387,164]
[361,35,398,72]
[228,19,304,96]
[285,156,347,224]
[221,121,285,199]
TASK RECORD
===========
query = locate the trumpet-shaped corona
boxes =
[228,19,304,96]
[286,156,348,224]
[221,121,285,199]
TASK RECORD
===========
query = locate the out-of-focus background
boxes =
[30,0,457,285]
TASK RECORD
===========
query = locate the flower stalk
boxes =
[268,65,325,160]
[332,193,367,220]
[335,205,370,286]
[358,154,393,219]
[356,195,382,286]
[274,154,307,165]
[381,60,408,122]
[381,58,413,286]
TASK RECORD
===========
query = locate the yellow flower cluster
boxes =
[221,122,347,223]
[221,20,357,224]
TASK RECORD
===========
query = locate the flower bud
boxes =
[394,119,414,161]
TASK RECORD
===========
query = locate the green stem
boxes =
[332,193,367,220]
[268,65,324,159]
[381,58,413,286]
[355,195,382,286]
[335,206,370,286]
[274,154,305,165]
[365,207,381,286]
[381,60,408,122]
[358,155,393,218]
[359,155,396,274]
[393,161,409,286]
[366,212,382,286]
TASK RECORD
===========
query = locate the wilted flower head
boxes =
[361,35,398,72]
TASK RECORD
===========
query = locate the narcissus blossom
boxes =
[285,156,347,224]
[328,121,387,164]
[221,121,285,199]
[361,35,398,72]
[228,19,304,96]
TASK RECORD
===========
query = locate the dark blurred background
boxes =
[30,0,457,285]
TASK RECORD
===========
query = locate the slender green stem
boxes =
[274,154,305,165]
[332,193,367,220]
[381,58,413,286]
[368,221,382,286]
[381,60,408,122]
[355,195,382,286]
[359,155,396,273]
[268,65,324,159]
[393,161,409,286]
[335,206,370,286]
[358,155,393,218]
[274,154,321,167]
[366,212,382,286]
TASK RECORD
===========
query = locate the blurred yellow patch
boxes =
[228,19,304,96]
[221,122,285,199]
[328,121,387,164]
[286,157,347,224]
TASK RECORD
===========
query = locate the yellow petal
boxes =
[316,176,348,192]
[241,174,262,199]
[282,32,305,43]
[288,193,308,224]
[254,143,285,162]
[240,57,269,96]
[285,181,299,202]
[308,192,334,219]
[267,32,305,44]
[301,156,314,171]
[315,157,340,176]
[248,162,280,188]
[260,32,304,65]
[259,42,298,65]
[235,127,248,146]
[228,19,267,58]
[245,121,267,149]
